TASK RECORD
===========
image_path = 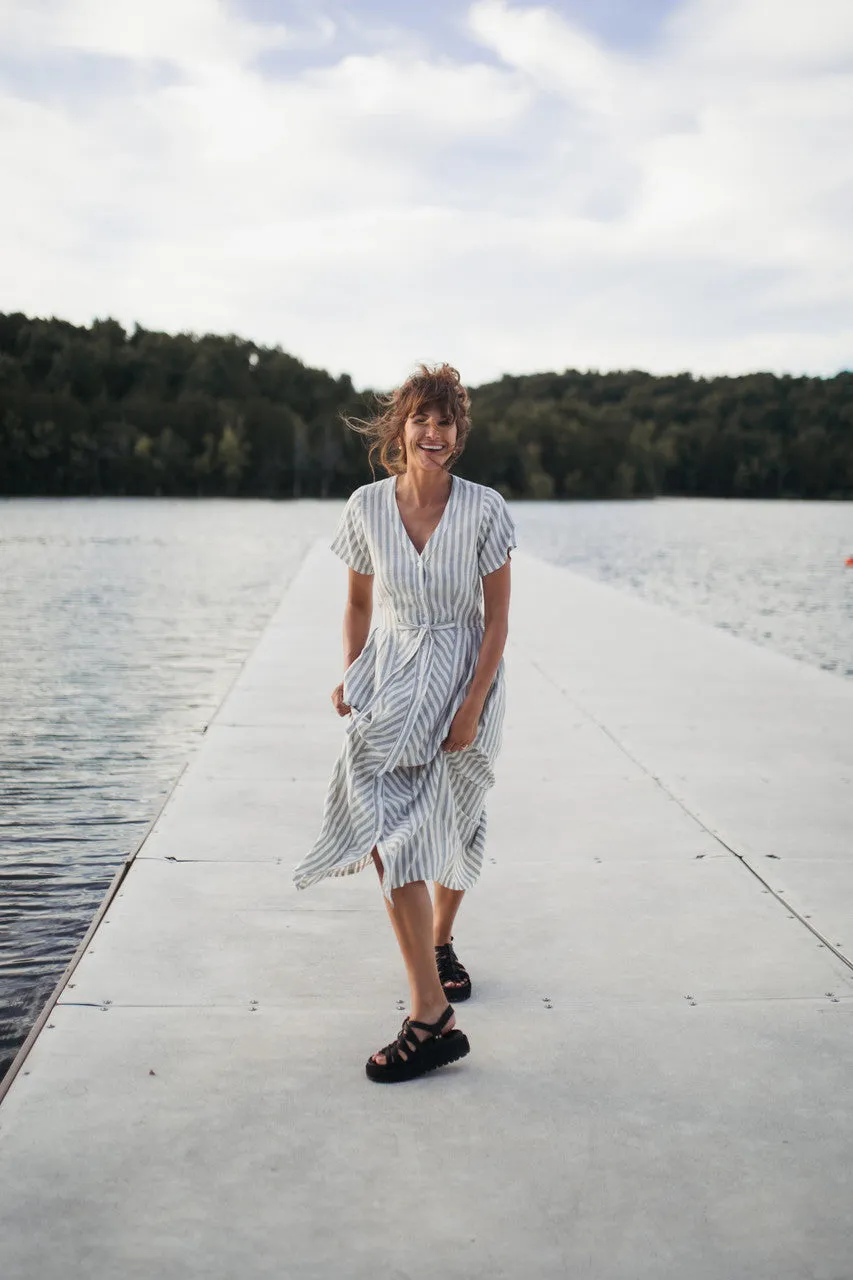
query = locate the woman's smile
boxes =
[403,402,458,467]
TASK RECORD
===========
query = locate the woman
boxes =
[292,363,516,1082]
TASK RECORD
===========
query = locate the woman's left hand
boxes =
[441,698,482,753]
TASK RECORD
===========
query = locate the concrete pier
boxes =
[1,527,852,1280]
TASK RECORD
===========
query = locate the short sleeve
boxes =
[477,489,517,577]
[331,489,374,575]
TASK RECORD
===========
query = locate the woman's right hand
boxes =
[331,682,351,716]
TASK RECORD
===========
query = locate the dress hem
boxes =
[292,841,481,906]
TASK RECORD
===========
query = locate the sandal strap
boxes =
[376,1018,418,1065]
[435,941,469,985]
[374,1005,454,1066]
[408,1004,454,1037]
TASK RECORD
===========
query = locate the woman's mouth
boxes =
[418,443,445,453]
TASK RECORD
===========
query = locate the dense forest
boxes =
[0,311,850,500]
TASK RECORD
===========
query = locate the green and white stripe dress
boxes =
[292,474,517,903]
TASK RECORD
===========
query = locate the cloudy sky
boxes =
[1,0,851,387]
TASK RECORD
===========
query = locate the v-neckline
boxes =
[392,473,456,562]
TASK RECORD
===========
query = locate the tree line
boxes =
[0,311,850,500]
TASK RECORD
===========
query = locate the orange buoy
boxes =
[847,557,853,567]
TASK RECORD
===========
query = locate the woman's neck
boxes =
[395,469,453,508]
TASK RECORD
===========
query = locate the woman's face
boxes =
[401,402,458,472]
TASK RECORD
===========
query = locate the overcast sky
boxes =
[1,0,851,388]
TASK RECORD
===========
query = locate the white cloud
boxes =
[0,0,321,70]
[0,0,850,386]
[665,0,853,71]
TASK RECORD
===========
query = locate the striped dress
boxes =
[292,473,517,904]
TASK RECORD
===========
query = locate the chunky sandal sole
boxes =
[365,1030,470,1083]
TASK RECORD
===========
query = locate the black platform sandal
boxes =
[365,1005,470,1083]
[435,938,472,1002]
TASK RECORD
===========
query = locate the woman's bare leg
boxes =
[370,849,454,1065]
[433,883,465,946]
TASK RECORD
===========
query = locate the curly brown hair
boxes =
[345,363,472,477]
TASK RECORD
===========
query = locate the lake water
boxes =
[513,498,853,679]
[1,496,851,1080]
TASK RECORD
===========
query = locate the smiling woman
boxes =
[343,362,473,480]
[292,363,516,1083]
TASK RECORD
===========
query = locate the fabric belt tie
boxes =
[382,621,481,632]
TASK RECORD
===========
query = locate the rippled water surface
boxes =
[0,498,329,1080]
[1,496,851,1081]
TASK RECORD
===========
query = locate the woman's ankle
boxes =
[411,1002,453,1028]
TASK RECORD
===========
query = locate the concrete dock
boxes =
[1,524,852,1280]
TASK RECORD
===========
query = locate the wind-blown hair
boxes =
[345,363,472,477]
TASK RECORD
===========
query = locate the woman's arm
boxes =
[343,567,374,669]
[442,559,511,751]
[332,568,374,717]
[467,560,511,708]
